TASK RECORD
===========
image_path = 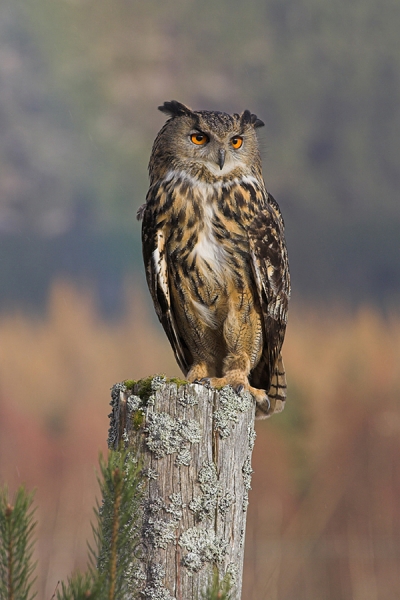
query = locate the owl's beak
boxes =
[218,148,226,170]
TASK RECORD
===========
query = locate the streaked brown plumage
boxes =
[137,100,290,418]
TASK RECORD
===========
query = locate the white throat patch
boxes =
[204,161,236,178]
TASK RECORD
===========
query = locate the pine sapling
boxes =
[0,486,37,600]
[92,450,144,599]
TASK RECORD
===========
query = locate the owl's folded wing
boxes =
[141,201,192,375]
[248,193,291,389]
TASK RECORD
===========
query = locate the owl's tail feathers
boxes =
[256,354,287,419]
[268,354,287,413]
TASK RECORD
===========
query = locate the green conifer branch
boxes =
[7,504,14,600]
[56,572,97,600]
[92,450,144,600]
[0,486,37,600]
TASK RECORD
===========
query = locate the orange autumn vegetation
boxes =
[0,281,399,599]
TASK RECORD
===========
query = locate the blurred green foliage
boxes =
[1,0,399,309]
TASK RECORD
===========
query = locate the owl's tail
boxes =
[268,354,287,412]
[254,354,287,419]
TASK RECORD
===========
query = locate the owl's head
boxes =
[149,100,264,182]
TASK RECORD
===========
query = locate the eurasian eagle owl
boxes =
[137,100,290,418]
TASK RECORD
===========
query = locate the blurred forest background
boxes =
[0,0,399,598]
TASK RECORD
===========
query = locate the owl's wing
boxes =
[247,192,290,391]
[141,191,192,375]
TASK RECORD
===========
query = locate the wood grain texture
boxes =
[108,377,256,600]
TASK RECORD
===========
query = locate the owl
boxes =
[137,100,290,418]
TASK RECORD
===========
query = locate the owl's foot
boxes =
[198,374,280,418]
[187,363,210,383]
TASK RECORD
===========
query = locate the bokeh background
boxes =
[1,0,400,598]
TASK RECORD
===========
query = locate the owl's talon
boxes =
[199,377,211,386]
[254,393,271,418]
[235,384,244,394]
[262,394,271,413]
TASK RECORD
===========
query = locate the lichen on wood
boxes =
[108,377,256,600]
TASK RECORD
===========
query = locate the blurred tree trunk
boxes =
[108,377,256,600]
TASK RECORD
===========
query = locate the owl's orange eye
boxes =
[231,136,243,149]
[190,132,209,145]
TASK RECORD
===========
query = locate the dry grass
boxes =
[0,281,399,599]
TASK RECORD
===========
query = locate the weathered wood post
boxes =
[108,376,256,600]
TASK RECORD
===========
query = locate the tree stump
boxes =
[108,376,256,600]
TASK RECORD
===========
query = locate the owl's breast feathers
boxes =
[141,170,290,388]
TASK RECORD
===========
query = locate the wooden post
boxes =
[108,376,256,600]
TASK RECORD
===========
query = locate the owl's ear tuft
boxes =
[241,110,252,126]
[241,109,264,129]
[251,113,265,128]
[158,100,192,118]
